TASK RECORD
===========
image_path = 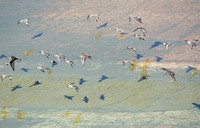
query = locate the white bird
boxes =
[17,18,29,27]
[1,74,12,81]
[87,14,100,22]
[79,53,92,65]
[116,28,125,34]
[132,34,145,40]
[37,66,49,73]
[126,46,137,53]
[133,27,147,36]
[161,68,176,82]
[68,83,79,92]
[65,59,75,68]
[184,39,198,49]
[39,50,50,58]
[129,16,142,23]
[163,42,176,50]
[122,60,132,66]
[54,53,66,62]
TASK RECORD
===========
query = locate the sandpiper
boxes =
[1,74,12,81]
[65,59,75,68]
[18,18,29,27]
[129,16,142,23]
[184,39,198,49]
[161,68,176,82]
[39,50,50,58]
[133,27,147,36]
[132,34,145,40]
[126,46,137,53]
[116,28,125,34]
[87,14,100,22]
[54,53,66,62]
[37,66,49,73]
[68,82,79,92]
[163,42,176,50]
[8,56,21,71]
[79,53,92,65]
[122,60,132,66]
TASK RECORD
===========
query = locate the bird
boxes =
[122,60,132,66]
[163,42,176,50]
[39,50,50,58]
[184,39,198,49]
[65,59,75,68]
[132,34,145,40]
[79,53,92,65]
[54,53,66,62]
[133,27,147,36]
[1,74,12,81]
[68,83,79,92]
[161,68,176,82]
[129,16,142,23]
[17,110,27,121]
[116,28,125,34]
[37,66,49,73]
[128,60,138,71]
[126,46,137,53]
[8,56,21,71]
[17,18,29,27]
[0,107,9,120]
[87,14,100,22]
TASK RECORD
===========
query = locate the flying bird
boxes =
[184,39,198,49]
[126,46,137,53]
[122,60,132,66]
[68,83,79,92]
[116,28,126,34]
[163,42,176,50]
[79,53,92,65]
[133,27,147,36]
[65,59,75,68]
[54,53,66,62]
[1,74,12,81]
[161,68,176,82]
[39,50,50,58]
[8,56,21,71]
[132,34,145,40]
[129,16,142,23]
[37,66,49,73]
[18,18,29,27]
[87,14,100,22]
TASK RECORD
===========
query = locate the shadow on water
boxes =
[31,32,43,39]
[99,94,105,100]
[186,66,196,73]
[64,95,74,100]
[98,75,109,82]
[137,76,149,82]
[155,56,163,62]
[149,41,163,49]
[11,85,22,91]
[192,103,200,109]
[79,78,87,85]
[29,81,42,87]
[96,23,108,29]
[136,54,143,60]
[83,96,89,103]
[21,68,30,72]
[0,54,7,59]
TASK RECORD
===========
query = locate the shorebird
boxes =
[161,68,176,82]
[54,53,66,62]
[79,53,92,65]
[37,66,49,73]
[8,56,21,71]
[65,59,75,68]
[129,16,142,23]
[39,50,50,58]
[132,34,145,40]
[126,46,137,53]
[17,18,29,27]
[68,83,79,92]
[87,14,100,22]
[116,28,125,34]
[122,60,132,66]
[133,27,147,36]
[163,42,176,50]
[184,39,198,49]
[1,74,12,81]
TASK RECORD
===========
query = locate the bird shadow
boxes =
[96,23,108,29]
[149,41,163,49]
[155,56,163,62]
[64,95,74,100]
[0,54,7,59]
[83,96,89,103]
[186,66,196,73]
[79,78,87,85]
[29,81,42,87]
[136,54,144,60]
[52,61,58,67]
[138,76,149,82]
[99,94,105,100]
[192,103,200,110]
[98,75,109,82]
[21,68,30,72]
[32,32,43,39]
[11,85,22,91]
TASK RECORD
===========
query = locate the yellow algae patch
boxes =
[63,111,71,118]
[24,50,34,57]
[189,69,200,80]
[0,107,9,120]
[94,33,102,40]
[74,113,82,126]
[118,34,126,39]
[17,110,27,121]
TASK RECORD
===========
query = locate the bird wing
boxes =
[10,59,16,71]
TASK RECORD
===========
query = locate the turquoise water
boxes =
[0,0,200,127]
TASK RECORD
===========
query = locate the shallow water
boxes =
[1,0,200,127]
